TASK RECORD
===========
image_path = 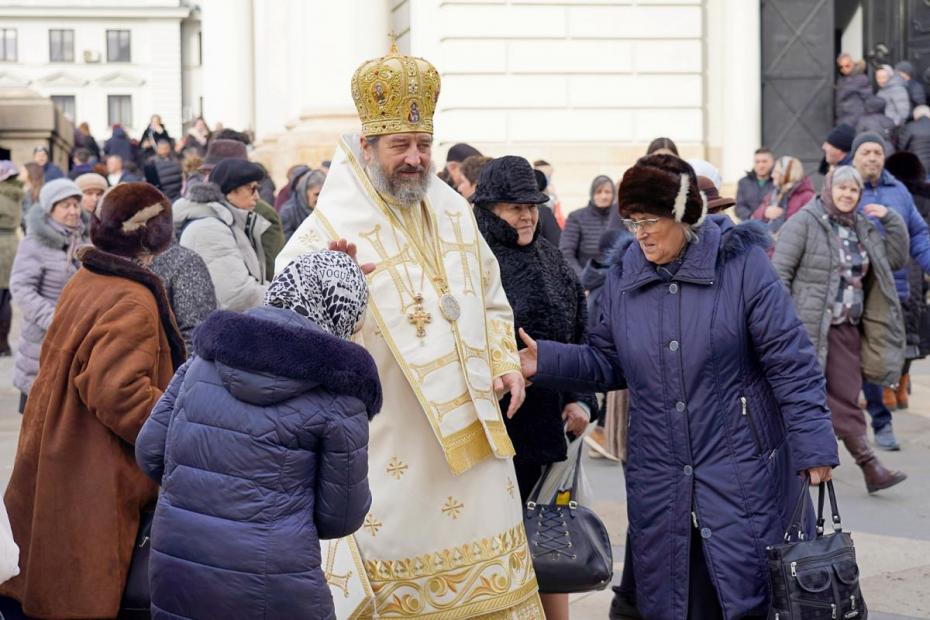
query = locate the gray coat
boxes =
[772,198,909,386]
[150,243,217,355]
[10,208,86,393]
[878,73,912,127]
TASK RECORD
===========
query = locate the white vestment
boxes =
[276,136,542,619]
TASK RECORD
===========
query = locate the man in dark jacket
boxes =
[819,123,855,175]
[854,132,930,450]
[735,147,774,221]
[856,96,897,146]
[896,60,927,109]
[32,146,64,181]
[103,125,134,162]
[68,148,94,179]
[899,105,930,174]
[835,54,873,128]
[144,140,184,201]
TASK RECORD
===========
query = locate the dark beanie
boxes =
[895,60,915,76]
[211,159,265,195]
[851,132,887,157]
[447,143,482,163]
[825,124,855,152]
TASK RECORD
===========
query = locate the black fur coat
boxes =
[474,206,597,465]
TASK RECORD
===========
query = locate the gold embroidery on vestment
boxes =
[441,496,464,519]
[324,539,354,598]
[387,457,408,480]
[441,211,478,296]
[364,514,383,537]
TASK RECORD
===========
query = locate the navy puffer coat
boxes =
[135,306,382,620]
[532,216,840,619]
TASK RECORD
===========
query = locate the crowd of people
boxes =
[0,43,919,620]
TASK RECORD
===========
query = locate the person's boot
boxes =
[0,320,11,357]
[609,589,644,620]
[874,423,901,451]
[882,387,898,411]
[843,436,907,494]
[896,374,910,410]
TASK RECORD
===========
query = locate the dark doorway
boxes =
[864,0,930,86]
[761,0,836,172]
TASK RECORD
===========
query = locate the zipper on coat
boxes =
[740,396,765,455]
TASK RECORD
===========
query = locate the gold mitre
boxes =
[351,42,441,137]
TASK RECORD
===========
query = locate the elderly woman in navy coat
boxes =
[519,154,840,619]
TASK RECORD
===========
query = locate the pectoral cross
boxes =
[407,294,432,338]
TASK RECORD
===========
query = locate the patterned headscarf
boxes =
[264,250,368,340]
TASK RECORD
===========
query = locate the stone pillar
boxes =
[252,0,390,185]
[201,0,254,132]
[706,0,761,192]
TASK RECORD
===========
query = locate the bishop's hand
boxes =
[494,372,526,419]
[328,239,376,275]
[518,328,538,381]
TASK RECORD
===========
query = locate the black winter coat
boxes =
[900,117,930,175]
[735,172,775,221]
[474,206,597,466]
[835,70,873,127]
[857,97,897,146]
[145,156,184,202]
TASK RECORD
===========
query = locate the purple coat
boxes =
[135,306,382,620]
[532,216,839,619]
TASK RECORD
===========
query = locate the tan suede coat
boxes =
[0,247,185,619]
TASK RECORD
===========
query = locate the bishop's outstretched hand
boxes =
[328,239,376,275]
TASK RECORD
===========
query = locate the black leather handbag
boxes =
[523,447,613,594]
[766,479,867,620]
[120,504,156,619]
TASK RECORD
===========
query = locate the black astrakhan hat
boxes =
[472,156,550,208]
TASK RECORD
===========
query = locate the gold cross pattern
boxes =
[408,293,432,338]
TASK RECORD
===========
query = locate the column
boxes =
[200,0,254,131]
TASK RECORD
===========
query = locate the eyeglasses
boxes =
[621,217,662,233]
[247,184,260,194]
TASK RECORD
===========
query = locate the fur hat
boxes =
[698,175,735,213]
[618,154,706,226]
[472,156,550,207]
[201,139,248,170]
[91,182,173,257]
[886,151,927,185]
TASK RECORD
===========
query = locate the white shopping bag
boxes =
[0,499,19,585]
[534,425,594,506]
[320,535,374,619]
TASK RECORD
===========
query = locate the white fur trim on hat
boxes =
[672,174,689,222]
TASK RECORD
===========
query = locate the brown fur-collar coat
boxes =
[0,246,184,619]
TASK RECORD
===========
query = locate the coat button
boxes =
[669,340,680,352]
[669,283,679,294]
[683,465,693,476]
[701,527,712,539]
[676,401,686,412]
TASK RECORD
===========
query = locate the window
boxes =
[49,29,74,62]
[106,30,131,62]
[0,29,16,62]
[108,95,132,127]
[51,95,76,120]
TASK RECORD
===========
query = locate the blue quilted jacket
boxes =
[136,306,382,620]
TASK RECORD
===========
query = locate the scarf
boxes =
[264,250,368,340]
[820,170,857,227]
[47,217,85,265]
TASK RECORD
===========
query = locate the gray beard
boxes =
[365,158,434,207]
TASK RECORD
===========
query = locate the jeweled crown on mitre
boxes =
[351,41,441,137]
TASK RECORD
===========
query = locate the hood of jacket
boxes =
[193,306,382,415]
[611,215,770,290]
[884,72,908,91]
[111,126,128,140]
[0,179,24,203]
[865,95,887,114]
[25,205,83,249]
[172,181,233,229]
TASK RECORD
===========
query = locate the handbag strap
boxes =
[565,436,585,507]
[525,463,553,507]
[817,480,843,534]
[784,473,811,542]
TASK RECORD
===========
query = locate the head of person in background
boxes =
[444,143,481,190]
[876,65,893,89]
[772,156,805,194]
[687,159,722,189]
[912,104,930,123]
[155,140,173,160]
[698,176,735,215]
[458,155,492,200]
[75,173,108,215]
[72,148,91,170]
[39,178,83,229]
[752,147,775,180]
[299,170,326,213]
[821,124,855,173]
[472,156,551,247]
[837,53,855,76]
[895,60,915,82]
[33,147,49,168]
[78,122,93,137]
[589,175,616,211]
[851,132,887,185]
[192,117,210,136]
[646,137,679,157]
[199,138,249,180]
[319,160,331,175]
[211,159,265,212]
[149,114,165,130]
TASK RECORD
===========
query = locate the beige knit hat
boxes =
[75,173,108,193]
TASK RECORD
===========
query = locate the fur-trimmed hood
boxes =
[172,181,233,229]
[25,205,87,250]
[77,245,187,369]
[193,307,382,416]
[611,215,770,291]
